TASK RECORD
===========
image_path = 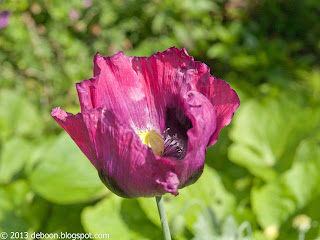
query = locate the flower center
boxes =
[162,107,192,160]
[137,129,164,156]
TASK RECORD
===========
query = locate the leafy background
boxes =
[0,0,320,239]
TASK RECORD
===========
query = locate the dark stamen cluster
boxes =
[162,108,192,159]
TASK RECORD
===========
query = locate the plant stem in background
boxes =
[155,196,172,240]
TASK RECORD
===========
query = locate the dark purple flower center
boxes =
[162,108,192,159]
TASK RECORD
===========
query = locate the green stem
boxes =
[155,196,172,240]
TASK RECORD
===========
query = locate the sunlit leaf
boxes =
[82,195,161,240]
[252,140,320,228]
[0,180,30,232]
[284,140,320,207]
[0,90,43,139]
[0,138,32,184]
[251,182,296,228]
[229,99,320,182]
[29,133,106,204]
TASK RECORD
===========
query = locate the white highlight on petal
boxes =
[128,86,145,101]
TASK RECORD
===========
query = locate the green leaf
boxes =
[29,133,106,204]
[251,182,296,228]
[283,140,320,207]
[0,90,43,139]
[24,137,57,176]
[229,99,320,182]
[251,140,320,228]
[0,138,32,184]
[0,180,30,232]
[82,195,161,240]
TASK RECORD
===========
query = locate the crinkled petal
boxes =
[130,47,198,109]
[77,47,239,143]
[82,108,179,198]
[197,77,240,146]
[156,90,216,189]
[76,52,164,133]
[130,47,239,146]
[155,172,179,196]
[51,107,98,168]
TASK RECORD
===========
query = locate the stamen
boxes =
[162,128,186,159]
[137,129,164,156]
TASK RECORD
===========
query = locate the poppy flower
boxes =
[52,47,240,198]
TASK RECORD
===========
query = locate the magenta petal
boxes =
[76,52,163,133]
[130,47,239,146]
[165,90,216,188]
[155,171,179,196]
[130,47,199,107]
[51,107,97,168]
[197,77,240,146]
[82,108,179,198]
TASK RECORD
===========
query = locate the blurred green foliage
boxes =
[0,0,320,239]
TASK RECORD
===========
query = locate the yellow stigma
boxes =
[137,129,164,156]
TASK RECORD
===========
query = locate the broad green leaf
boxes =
[138,167,236,234]
[283,140,320,207]
[252,140,320,228]
[29,133,106,204]
[0,90,43,139]
[24,137,56,176]
[251,182,295,228]
[0,180,30,232]
[0,138,32,184]
[81,195,162,240]
[0,181,54,233]
[229,99,320,182]
[0,180,29,215]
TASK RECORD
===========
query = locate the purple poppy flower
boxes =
[0,11,10,29]
[52,47,240,198]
